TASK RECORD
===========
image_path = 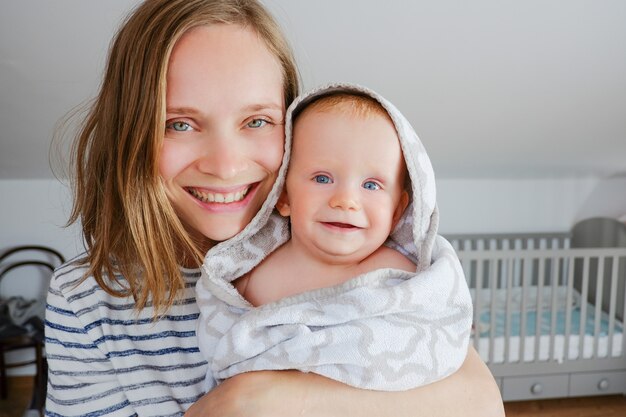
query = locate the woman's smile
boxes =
[186,184,253,204]
[185,182,260,212]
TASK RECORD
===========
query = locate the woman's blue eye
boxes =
[314,175,332,184]
[247,119,268,128]
[363,181,380,190]
[168,121,192,132]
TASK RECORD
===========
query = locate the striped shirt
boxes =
[45,256,208,417]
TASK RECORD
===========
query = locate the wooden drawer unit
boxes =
[569,371,626,397]
[501,374,569,401]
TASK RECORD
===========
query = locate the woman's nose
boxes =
[329,187,360,211]
[196,137,247,179]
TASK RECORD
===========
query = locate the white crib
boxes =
[447,230,626,401]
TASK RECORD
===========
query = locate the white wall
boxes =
[436,177,602,234]
[0,179,83,264]
[574,176,626,223]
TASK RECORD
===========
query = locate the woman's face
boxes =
[160,24,285,244]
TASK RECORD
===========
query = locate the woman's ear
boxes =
[392,191,410,228]
[276,190,291,217]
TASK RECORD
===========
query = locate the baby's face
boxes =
[281,108,408,264]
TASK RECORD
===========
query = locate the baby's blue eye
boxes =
[314,175,332,184]
[363,181,380,190]
[247,119,268,128]
[168,121,192,132]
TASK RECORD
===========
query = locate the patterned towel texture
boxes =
[196,83,472,391]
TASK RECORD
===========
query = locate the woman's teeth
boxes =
[188,187,250,203]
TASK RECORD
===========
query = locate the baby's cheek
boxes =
[377,201,399,229]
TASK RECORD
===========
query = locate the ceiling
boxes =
[1,0,625,180]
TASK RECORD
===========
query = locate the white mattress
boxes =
[471,286,624,364]
[476,333,623,364]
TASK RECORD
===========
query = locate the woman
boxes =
[46,0,504,415]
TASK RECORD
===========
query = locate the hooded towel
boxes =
[196,82,472,391]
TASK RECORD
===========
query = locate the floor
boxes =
[0,377,36,417]
[505,395,626,417]
[1,377,626,417]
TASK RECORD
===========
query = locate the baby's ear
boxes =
[276,190,291,217]
[392,190,410,228]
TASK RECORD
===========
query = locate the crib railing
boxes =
[452,242,626,377]
[446,232,571,252]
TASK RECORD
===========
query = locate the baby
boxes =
[235,91,415,305]
[197,83,472,392]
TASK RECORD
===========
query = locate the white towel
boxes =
[197,83,472,391]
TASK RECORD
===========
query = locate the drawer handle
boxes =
[530,383,543,395]
[598,378,610,391]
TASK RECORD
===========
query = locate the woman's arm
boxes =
[307,346,505,417]
[185,346,504,417]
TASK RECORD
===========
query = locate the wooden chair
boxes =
[0,245,65,414]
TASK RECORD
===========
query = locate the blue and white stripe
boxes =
[45,256,208,416]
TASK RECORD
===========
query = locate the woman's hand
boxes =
[185,346,504,417]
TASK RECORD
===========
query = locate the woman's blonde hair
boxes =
[68,0,300,314]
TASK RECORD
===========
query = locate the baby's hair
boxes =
[294,92,392,124]
[66,0,300,315]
